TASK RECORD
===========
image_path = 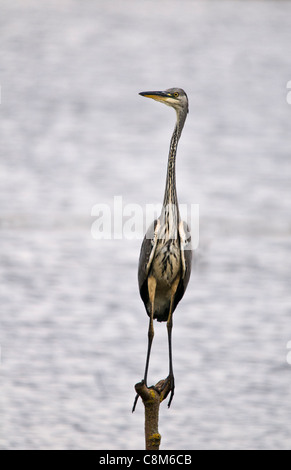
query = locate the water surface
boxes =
[1,0,291,450]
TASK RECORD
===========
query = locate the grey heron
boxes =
[133,88,192,412]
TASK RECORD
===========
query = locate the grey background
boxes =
[1,0,291,449]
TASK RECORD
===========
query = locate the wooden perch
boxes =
[134,378,173,450]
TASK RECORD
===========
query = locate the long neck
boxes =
[162,109,186,208]
[160,109,187,236]
[163,124,179,207]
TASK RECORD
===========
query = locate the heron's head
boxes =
[139,88,189,116]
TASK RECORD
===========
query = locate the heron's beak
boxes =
[139,91,171,103]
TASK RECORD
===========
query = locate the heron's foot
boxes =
[132,379,146,412]
[160,373,175,408]
[132,393,139,413]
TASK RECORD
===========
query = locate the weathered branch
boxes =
[134,378,173,450]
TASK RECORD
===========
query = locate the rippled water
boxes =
[1,0,291,450]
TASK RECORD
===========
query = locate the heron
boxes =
[133,88,192,412]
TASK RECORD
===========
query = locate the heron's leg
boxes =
[132,275,156,413]
[165,301,175,408]
[164,276,180,408]
[143,276,156,385]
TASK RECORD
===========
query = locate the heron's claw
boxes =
[161,374,175,408]
[132,379,146,412]
[132,393,139,413]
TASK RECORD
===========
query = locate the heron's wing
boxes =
[138,219,160,305]
[138,219,160,289]
[179,220,192,281]
[173,220,192,310]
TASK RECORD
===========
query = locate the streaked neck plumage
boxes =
[161,108,187,236]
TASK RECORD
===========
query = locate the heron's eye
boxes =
[173,92,179,98]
